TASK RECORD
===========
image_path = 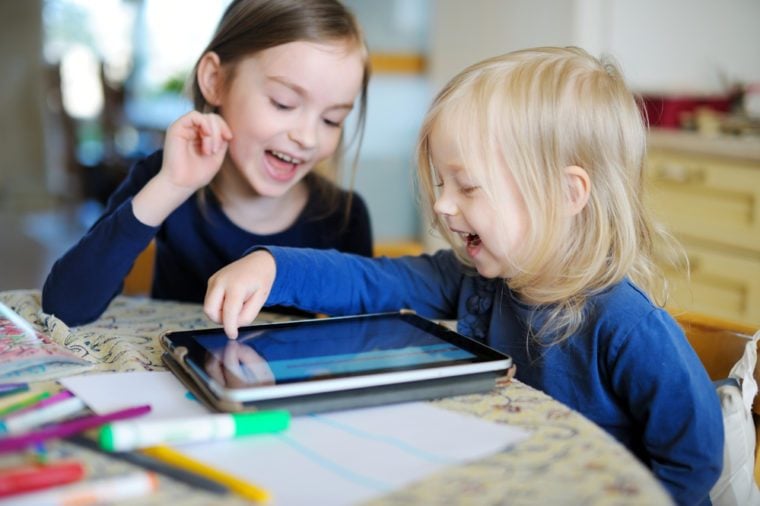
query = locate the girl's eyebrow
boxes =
[267,75,354,111]
[437,162,465,174]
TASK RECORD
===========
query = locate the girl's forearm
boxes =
[131,173,197,226]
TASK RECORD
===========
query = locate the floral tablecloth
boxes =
[0,290,672,505]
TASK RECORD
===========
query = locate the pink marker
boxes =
[0,404,151,454]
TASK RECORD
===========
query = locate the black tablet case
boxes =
[163,347,506,415]
[162,311,511,415]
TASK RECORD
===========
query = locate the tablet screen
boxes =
[166,313,506,391]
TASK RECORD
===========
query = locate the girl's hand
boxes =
[160,111,233,192]
[204,250,277,339]
[132,111,233,226]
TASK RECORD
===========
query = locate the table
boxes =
[0,290,673,505]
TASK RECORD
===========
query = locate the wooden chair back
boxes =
[123,240,155,296]
[674,311,760,487]
[676,312,758,381]
[373,241,424,258]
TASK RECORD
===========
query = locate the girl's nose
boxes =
[287,117,317,149]
[433,191,458,216]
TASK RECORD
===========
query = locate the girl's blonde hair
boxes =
[417,46,674,343]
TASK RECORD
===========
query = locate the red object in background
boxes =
[0,460,85,497]
[641,95,731,129]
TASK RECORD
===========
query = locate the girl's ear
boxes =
[197,52,224,107]
[563,165,590,216]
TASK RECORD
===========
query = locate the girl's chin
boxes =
[472,256,511,279]
[238,167,307,198]
[248,181,297,198]
[473,262,498,279]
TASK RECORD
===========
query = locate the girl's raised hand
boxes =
[160,111,233,192]
[204,250,277,339]
[131,111,233,226]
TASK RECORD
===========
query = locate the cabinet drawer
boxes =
[646,150,760,253]
[663,240,760,326]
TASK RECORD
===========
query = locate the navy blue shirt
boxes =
[42,150,373,325]
[262,246,723,506]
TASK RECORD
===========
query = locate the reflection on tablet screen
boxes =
[199,316,477,387]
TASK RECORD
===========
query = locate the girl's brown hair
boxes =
[191,0,370,220]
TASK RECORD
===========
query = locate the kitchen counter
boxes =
[648,128,760,163]
[644,129,760,326]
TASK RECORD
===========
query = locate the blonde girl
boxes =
[204,47,723,505]
[43,0,373,325]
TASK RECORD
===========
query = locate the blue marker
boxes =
[0,383,28,397]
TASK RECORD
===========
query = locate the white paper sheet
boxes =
[60,371,210,420]
[62,371,531,505]
[180,402,530,505]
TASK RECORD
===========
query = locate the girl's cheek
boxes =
[321,135,342,159]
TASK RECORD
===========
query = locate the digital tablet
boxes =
[161,311,512,414]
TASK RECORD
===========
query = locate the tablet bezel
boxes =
[160,312,511,403]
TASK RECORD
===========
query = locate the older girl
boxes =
[43,0,373,325]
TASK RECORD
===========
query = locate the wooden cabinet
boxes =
[645,130,760,326]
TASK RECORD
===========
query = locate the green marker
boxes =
[99,410,290,452]
[0,391,51,418]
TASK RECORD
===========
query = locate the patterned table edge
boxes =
[0,290,673,505]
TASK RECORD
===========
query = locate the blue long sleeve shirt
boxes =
[42,150,373,325]
[261,246,723,506]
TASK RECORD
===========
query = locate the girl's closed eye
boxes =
[460,185,480,196]
[270,98,294,111]
[323,117,342,128]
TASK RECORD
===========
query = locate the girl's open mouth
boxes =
[466,233,481,247]
[265,150,302,181]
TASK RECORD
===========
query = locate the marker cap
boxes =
[99,425,117,452]
[233,410,290,436]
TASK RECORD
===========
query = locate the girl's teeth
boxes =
[270,150,299,164]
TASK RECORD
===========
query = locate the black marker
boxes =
[65,435,229,495]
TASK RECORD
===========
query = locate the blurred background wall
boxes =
[2,0,760,291]
[0,0,47,211]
